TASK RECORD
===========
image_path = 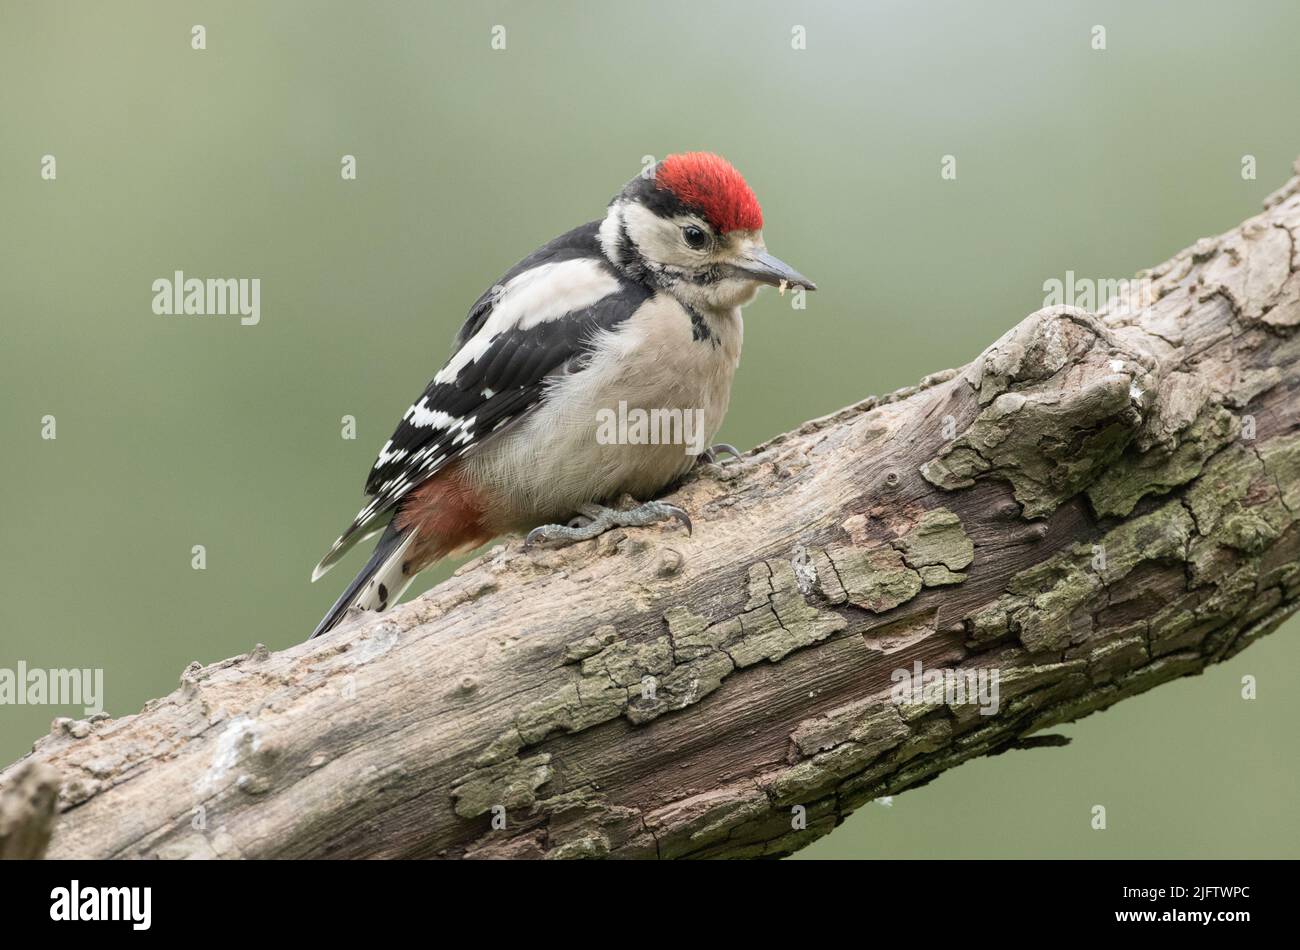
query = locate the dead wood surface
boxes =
[4,161,1300,860]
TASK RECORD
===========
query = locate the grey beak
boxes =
[732,250,817,291]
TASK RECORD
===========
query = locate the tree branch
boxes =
[0,762,61,860]
[5,160,1300,860]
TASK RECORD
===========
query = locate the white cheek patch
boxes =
[434,258,620,385]
[598,204,625,260]
[620,202,699,267]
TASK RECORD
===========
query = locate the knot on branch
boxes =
[921,307,1158,518]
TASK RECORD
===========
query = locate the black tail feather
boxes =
[308,523,410,640]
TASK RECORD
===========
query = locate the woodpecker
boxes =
[309,152,815,639]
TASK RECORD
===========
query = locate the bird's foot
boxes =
[697,442,743,466]
[524,500,692,549]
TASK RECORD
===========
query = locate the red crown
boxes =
[655,152,763,234]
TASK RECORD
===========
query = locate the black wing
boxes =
[313,221,651,577]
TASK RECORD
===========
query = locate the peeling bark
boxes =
[4,160,1300,860]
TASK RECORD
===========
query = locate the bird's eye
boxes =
[682,225,708,249]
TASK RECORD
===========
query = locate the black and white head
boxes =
[599,152,816,312]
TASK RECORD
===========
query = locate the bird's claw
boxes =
[524,524,564,548]
[524,500,692,549]
[698,442,743,465]
[645,502,692,536]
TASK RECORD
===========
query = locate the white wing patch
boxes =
[433,258,621,386]
[375,440,407,467]
[451,416,477,445]
[405,401,460,429]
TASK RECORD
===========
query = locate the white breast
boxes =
[467,293,743,528]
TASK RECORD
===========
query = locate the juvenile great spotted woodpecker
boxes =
[309,152,815,638]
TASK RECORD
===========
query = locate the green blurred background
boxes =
[2,0,1297,858]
